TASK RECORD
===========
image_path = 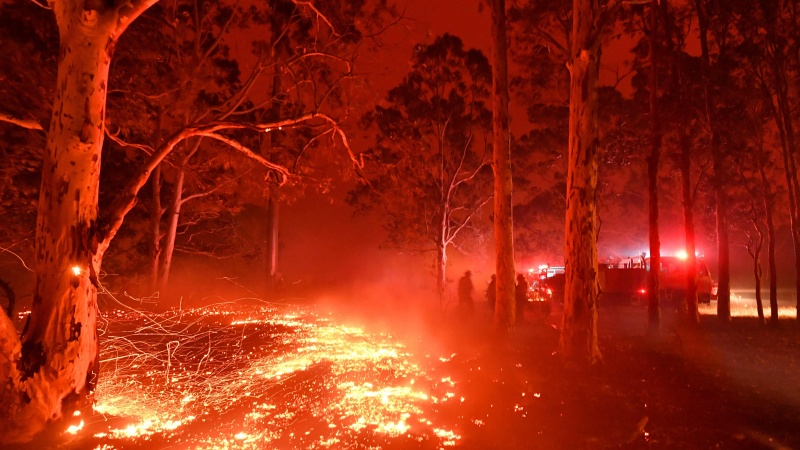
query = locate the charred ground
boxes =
[5,296,800,450]
[430,304,800,449]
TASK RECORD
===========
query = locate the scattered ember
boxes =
[70,302,462,448]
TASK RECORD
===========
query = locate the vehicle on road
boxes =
[599,255,717,305]
[531,255,718,307]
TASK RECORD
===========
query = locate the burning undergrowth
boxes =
[57,300,462,449]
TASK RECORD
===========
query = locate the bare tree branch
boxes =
[105,127,156,155]
[99,112,360,255]
[27,0,51,10]
[292,1,339,35]
[0,112,44,131]
[0,246,34,273]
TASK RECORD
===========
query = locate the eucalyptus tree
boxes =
[560,0,623,363]
[0,0,374,443]
[489,0,517,330]
[349,34,493,307]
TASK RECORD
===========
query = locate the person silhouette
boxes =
[458,270,474,318]
[515,274,529,324]
[486,274,496,312]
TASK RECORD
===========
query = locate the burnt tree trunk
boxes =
[560,0,602,363]
[490,0,516,331]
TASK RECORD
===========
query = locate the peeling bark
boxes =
[490,0,515,332]
[560,0,602,364]
[0,0,158,444]
[0,13,110,443]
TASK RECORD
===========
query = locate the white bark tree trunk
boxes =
[0,11,111,444]
[158,166,185,290]
[436,242,447,310]
[0,1,156,443]
[150,163,163,291]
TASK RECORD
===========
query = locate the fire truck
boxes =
[533,256,717,305]
[599,255,717,305]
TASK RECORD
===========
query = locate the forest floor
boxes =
[417,301,800,450]
[7,294,800,449]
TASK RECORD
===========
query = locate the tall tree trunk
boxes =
[661,0,699,324]
[158,166,185,291]
[713,152,731,321]
[560,0,602,363]
[263,69,283,297]
[157,139,202,291]
[695,0,730,321]
[436,242,447,311]
[490,0,515,331]
[646,0,662,332]
[0,10,116,443]
[265,192,279,294]
[150,163,163,291]
[679,128,699,324]
[762,79,795,324]
[758,154,780,325]
[749,229,765,325]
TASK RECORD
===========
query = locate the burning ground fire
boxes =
[64,301,462,449]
